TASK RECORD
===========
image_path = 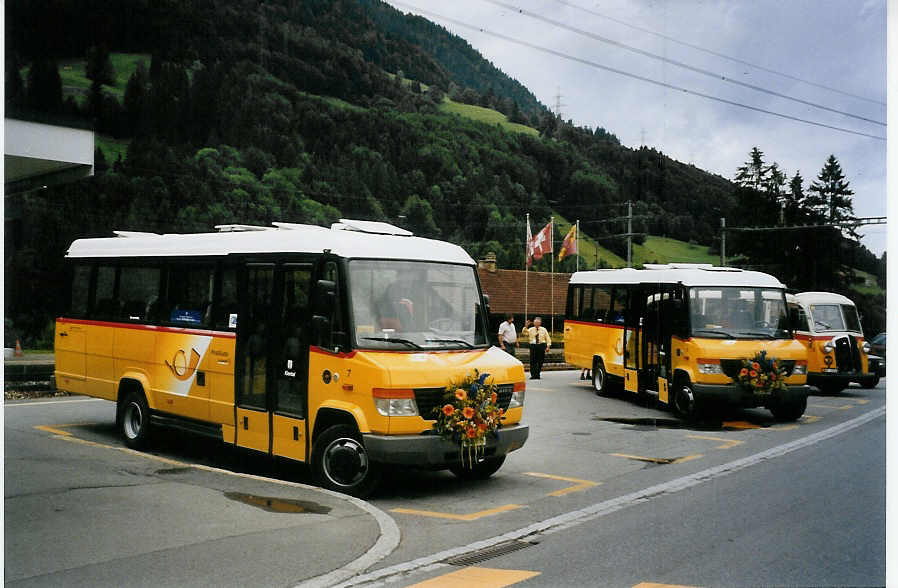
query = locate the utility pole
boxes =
[720,217,726,267]
[554,86,565,120]
[626,200,633,268]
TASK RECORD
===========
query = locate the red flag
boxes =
[527,221,552,267]
[558,224,577,261]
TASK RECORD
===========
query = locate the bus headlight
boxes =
[372,388,419,417]
[697,359,723,375]
[792,360,808,375]
[863,342,871,354]
[823,340,834,354]
[507,382,526,409]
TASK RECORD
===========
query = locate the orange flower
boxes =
[442,404,455,416]
[462,406,475,419]
[490,391,498,403]
[750,370,757,378]
[498,408,504,417]
[455,390,467,401]
[478,421,488,432]
[739,368,748,376]
[466,427,477,438]
[751,362,760,370]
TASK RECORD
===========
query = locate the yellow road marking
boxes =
[633,583,700,588]
[808,404,854,410]
[769,414,822,432]
[854,398,870,405]
[686,435,744,449]
[34,424,76,436]
[611,453,703,465]
[803,415,822,423]
[391,504,523,521]
[523,472,600,496]
[721,421,760,430]
[407,566,540,587]
[34,424,198,466]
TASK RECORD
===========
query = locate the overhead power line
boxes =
[552,0,886,107]
[390,1,885,141]
[483,0,884,126]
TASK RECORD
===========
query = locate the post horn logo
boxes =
[166,348,201,381]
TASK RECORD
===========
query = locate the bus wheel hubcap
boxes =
[594,369,604,391]
[323,438,368,487]
[677,386,695,414]
[124,402,143,439]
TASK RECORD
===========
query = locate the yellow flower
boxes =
[455,390,467,401]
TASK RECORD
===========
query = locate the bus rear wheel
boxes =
[592,358,608,396]
[119,389,152,450]
[312,424,380,498]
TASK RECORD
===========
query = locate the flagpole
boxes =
[550,216,554,335]
[525,213,529,324]
[576,219,580,272]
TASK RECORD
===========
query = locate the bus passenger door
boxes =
[623,287,640,393]
[236,265,274,453]
[271,265,312,462]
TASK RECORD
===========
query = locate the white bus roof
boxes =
[793,291,856,306]
[569,264,785,288]
[66,220,475,265]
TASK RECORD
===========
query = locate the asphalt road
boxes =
[5,371,886,587]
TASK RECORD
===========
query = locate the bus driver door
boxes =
[236,264,312,461]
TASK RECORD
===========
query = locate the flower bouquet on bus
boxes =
[735,350,788,396]
[433,369,504,468]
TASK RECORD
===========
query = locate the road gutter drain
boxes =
[443,540,537,566]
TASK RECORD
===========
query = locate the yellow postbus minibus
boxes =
[55,219,528,496]
[564,264,809,420]
[787,291,880,393]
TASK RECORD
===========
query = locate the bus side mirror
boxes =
[312,280,336,316]
[482,294,490,314]
[312,315,332,350]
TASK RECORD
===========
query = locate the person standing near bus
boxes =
[523,317,551,379]
[498,314,517,357]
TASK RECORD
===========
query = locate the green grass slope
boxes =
[440,98,539,136]
[53,53,150,100]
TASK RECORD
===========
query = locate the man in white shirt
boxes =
[522,317,551,379]
[497,314,517,357]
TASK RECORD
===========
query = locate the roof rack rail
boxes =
[331,218,413,236]
[272,222,319,231]
[214,224,275,233]
[113,231,159,238]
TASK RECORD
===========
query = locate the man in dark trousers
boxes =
[523,316,551,379]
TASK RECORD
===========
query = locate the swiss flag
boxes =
[527,221,552,267]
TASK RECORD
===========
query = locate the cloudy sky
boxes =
[388,0,887,254]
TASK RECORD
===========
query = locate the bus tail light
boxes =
[508,381,525,409]
[697,358,723,375]
[792,360,808,375]
[372,388,419,417]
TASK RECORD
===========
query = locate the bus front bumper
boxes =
[362,423,529,467]
[692,383,809,408]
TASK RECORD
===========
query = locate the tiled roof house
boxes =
[476,253,571,319]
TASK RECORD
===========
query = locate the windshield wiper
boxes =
[691,329,734,339]
[426,338,474,349]
[361,337,423,350]
[737,331,775,339]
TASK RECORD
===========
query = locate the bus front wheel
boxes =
[673,380,698,419]
[312,425,380,498]
[592,358,608,396]
[449,455,506,480]
[769,396,807,422]
[119,389,152,450]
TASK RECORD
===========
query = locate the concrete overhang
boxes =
[4,118,94,195]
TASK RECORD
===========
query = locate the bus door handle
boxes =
[59,332,68,337]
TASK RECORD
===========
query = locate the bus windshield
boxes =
[348,260,488,350]
[809,303,861,333]
[689,287,790,339]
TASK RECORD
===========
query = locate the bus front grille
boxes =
[415,383,514,418]
[833,335,861,373]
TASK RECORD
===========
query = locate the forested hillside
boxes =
[5,0,884,343]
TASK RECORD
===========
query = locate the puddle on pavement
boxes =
[224,492,331,515]
[595,416,770,431]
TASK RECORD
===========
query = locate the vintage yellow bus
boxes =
[564,264,809,420]
[787,291,880,393]
[55,220,528,496]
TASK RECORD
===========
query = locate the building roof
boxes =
[478,268,571,316]
[570,263,785,289]
[65,220,474,265]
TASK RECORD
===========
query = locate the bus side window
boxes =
[581,287,595,321]
[214,267,239,330]
[568,286,580,319]
[609,287,627,324]
[594,287,611,323]
[70,264,91,317]
[789,303,809,332]
[166,265,213,326]
[94,265,119,320]
[119,266,161,322]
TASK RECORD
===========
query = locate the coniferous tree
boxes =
[26,59,63,112]
[808,154,856,233]
[734,147,768,191]
[783,171,807,225]
[85,46,117,87]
